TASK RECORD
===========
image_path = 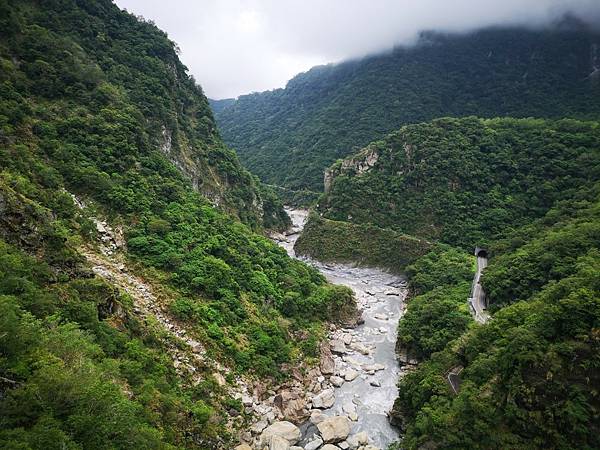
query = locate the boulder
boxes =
[310,410,327,425]
[274,390,309,422]
[250,419,268,434]
[320,343,335,375]
[342,356,362,368]
[260,421,301,446]
[268,435,291,450]
[347,431,368,449]
[344,369,359,382]
[321,445,340,450]
[330,375,345,387]
[234,445,252,450]
[312,388,335,409]
[317,416,351,443]
[330,340,347,355]
[349,342,370,355]
[304,436,324,450]
[362,363,385,372]
[241,394,254,407]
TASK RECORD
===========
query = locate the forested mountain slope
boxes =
[0,1,353,448]
[317,117,600,249]
[296,116,600,448]
[391,188,600,449]
[213,24,600,191]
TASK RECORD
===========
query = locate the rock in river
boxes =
[317,416,351,443]
[259,421,301,446]
[312,388,335,409]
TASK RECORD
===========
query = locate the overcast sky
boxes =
[115,0,600,99]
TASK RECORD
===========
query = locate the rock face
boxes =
[317,416,351,443]
[312,388,335,409]
[259,421,301,447]
[324,147,380,193]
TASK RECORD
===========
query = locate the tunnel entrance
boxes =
[474,247,488,258]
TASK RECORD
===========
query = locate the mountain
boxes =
[0,1,354,448]
[295,116,600,448]
[391,190,600,449]
[315,116,600,249]
[213,24,600,192]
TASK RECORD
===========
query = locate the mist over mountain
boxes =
[212,22,600,192]
[2,1,600,449]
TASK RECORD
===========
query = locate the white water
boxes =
[276,209,405,448]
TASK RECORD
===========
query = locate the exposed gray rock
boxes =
[268,435,291,450]
[260,421,301,446]
[312,388,335,409]
[362,363,385,372]
[330,340,347,355]
[344,369,359,382]
[310,410,327,425]
[347,431,369,449]
[329,375,345,387]
[349,342,370,355]
[317,416,351,443]
[304,436,324,450]
[250,420,268,434]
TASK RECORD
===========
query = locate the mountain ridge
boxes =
[213,24,600,191]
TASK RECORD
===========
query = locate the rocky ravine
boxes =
[252,209,410,450]
[81,199,407,450]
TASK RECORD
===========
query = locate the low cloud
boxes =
[115,0,600,99]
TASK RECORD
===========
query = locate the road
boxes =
[469,254,490,323]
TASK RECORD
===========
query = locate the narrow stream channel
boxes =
[276,209,406,448]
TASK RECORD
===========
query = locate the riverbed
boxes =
[277,209,406,448]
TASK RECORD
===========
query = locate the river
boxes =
[276,209,406,449]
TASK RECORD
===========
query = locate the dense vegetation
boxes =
[319,117,600,249]
[0,0,352,448]
[294,213,431,272]
[213,24,600,191]
[395,245,474,361]
[391,191,600,449]
[300,114,600,448]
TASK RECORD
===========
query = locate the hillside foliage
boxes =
[319,117,600,249]
[391,193,600,449]
[213,25,600,191]
[0,1,351,448]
